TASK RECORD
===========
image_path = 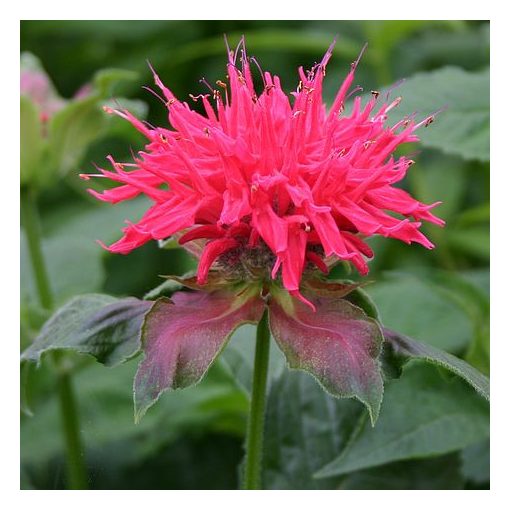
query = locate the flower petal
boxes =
[134,287,265,421]
[268,289,384,424]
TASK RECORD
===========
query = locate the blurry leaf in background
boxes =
[20,53,148,190]
[21,198,147,305]
[21,192,196,306]
[92,68,139,97]
[20,96,45,186]
[457,202,490,228]
[425,269,490,374]
[48,95,106,176]
[385,67,489,162]
[315,362,489,478]
[262,371,364,490]
[407,151,489,271]
[21,358,248,489]
[340,453,465,490]
[461,439,490,486]
[396,24,489,76]
[448,227,490,261]
[366,272,472,353]
[361,20,465,84]
[410,152,468,225]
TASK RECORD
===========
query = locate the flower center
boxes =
[215,239,325,283]
[216,240,276,282]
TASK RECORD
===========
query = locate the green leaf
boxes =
[268,290,384,424]
[21,197,150,305]
[21,294,151,367]
[21,357,248,470]
[21,228,104,306]
[48,95,106,175]
[262,371,364,489]
[340,453,464,489]
[465,319,490,376]
[164,29,360,70]
[410,153,468,223]
[396,24,489,76]
[20,362,34,416]
[143,278,184,300]
[363,20,462,57]
[158,237,181,250]
[366,272,472,352]
[385,67,489,162]
[20,96,46,186]
[315,363,489,478]
[424,269,490,374]
[448,226,490,260]
[383,328,489,400]
[457,202,490,227]
[344,287,381,321]
[461,439,490,485]
[93,68,139,97]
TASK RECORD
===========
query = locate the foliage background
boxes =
[20,20,489,490]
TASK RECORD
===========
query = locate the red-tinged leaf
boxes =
[268,290,384,424]
[134,287,265,421]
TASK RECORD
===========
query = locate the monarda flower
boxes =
[83,40,444,423]
[20,52,106,190]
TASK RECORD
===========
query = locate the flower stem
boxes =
[21,186,88,490]
[243,308,270,490]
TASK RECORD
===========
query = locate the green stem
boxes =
[20,187,53,310]
[56,355,88,489]
[21,186,88,490]
[243,308,270,490]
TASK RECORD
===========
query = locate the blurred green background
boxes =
[20,20,489,490]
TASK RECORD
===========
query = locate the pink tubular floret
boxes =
[84,39,444,305]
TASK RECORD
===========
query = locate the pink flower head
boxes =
[20,67,66,123]
[84,39,444,305]
[20,54,93,125]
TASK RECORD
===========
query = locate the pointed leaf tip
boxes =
[383,328,490,401]
[21,294,151,367]
[268,290,384,424]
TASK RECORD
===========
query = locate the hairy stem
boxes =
[243,308,270,490]
[21,187,88,490]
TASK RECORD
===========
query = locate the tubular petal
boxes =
[86,39,444,300]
